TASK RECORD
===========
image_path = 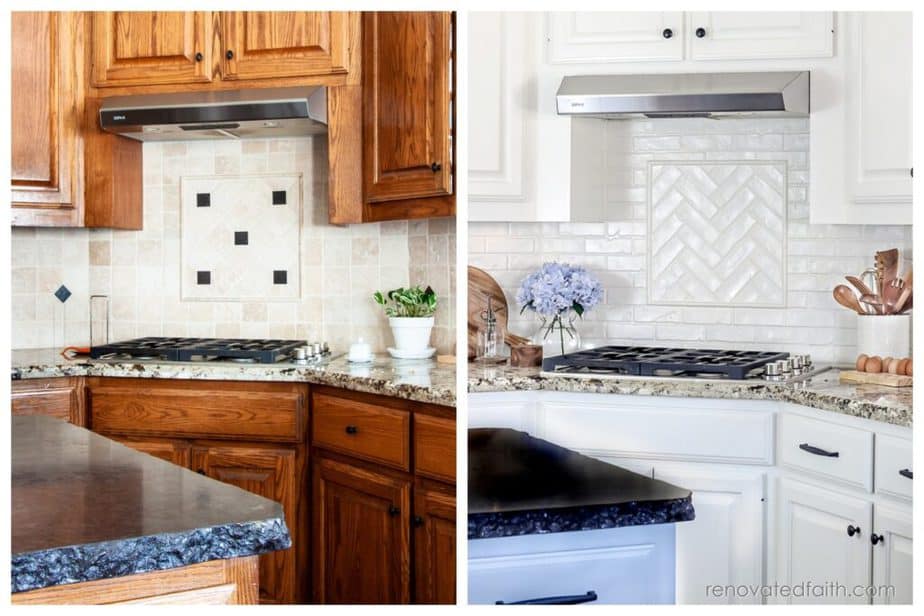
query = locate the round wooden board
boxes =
[467,266,529,359]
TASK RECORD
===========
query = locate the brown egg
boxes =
[865,356,883,373]
[897,358,909,376]
[906,359,913,377]
[887,358,901,374]
[856,354,869,371]
[882,357,894,369]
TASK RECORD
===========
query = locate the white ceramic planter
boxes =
[857,314,912,358]
[388,316,434,351]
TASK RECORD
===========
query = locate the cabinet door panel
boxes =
[92,12,212,87]
[687,12,833,60]
[777,478,872,604]
[872,504,913,605]
[110,436,192,467]
[363,12,452,202]
[547,12,684,63]
[192,443,298,604]
[11,378,85,426]
[220,12,350,80]
[414,486,456,604]
[312,456,411,604]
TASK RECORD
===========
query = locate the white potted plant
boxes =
[373,285,438,359]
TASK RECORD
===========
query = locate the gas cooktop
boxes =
[541,345,824,383]
[90,337,329,364]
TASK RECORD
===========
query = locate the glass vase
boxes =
[532,311,581,357]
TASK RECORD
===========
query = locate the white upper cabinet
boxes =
[687,12,833,61]
[547,12,683,63]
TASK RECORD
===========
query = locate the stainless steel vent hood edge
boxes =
[556,71,810,119]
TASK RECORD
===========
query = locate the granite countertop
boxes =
[468,364,912,428]
[11,415,291,593]
[468,428,695,540]
[11,348,456,407]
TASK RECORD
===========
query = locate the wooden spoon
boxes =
[859,294,885,315]
[893,268,913,313]
[833,285,865,314]
[881,279,904,314]
[846,275,876,314]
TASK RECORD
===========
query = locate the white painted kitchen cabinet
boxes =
[546,12,684,64]
[871,503,913,605]
[776,478,873,604]
[686,12,833,61]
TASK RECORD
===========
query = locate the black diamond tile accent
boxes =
[197,271,211,285]
[272,190,286,205]
[197,193,211,208]
[273,270,288,285]
[234,231,249,246]
[54,285,72,303]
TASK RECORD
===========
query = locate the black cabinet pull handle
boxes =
[195,52,203,62]
[412,516,424,527]
[431,162,442,172]
[871,533,884,545]
[226,50,234,60]
[696,27,707,38]
[196,469,206,475]
[388,505,400,517]
[799,443,839,457]
[847,524,861,537]
[497,591,598,605]
[345,425,358,435]
[899,468,913,480]
[662,28,673,39]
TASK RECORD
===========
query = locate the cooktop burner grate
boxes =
[542,345,790,380]
[90,337,306,363]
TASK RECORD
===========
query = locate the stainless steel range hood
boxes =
[556,71,809,119]
[99,87,327,141]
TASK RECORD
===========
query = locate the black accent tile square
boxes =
[272,190,287,205]
[197,271,211,285]
[234,231,249,246]
[273,270,288,285]
[54,285,72,303]
[196,193,211,208]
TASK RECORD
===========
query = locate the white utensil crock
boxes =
[857,314,912,358]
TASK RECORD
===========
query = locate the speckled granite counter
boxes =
[11,348,455,407]
[469,428,694,539]
[468,364,911,428]
[12,415,290,593]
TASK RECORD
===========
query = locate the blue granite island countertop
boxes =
[11,416,291,594]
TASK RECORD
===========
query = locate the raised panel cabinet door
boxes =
[109,436,192,467]
[11,378,86,426]
[546,12,684,63]
[687,12,833,60]
[312,456,411,604]
[872,503,913,605]
[363,12,452,203]
[777,478,872,604]
[413,485,456,604]
[220,12,350,80]
[192,443,298,604]
[654,465,765,604]
[91,12,212,87]
[11,12,81,223]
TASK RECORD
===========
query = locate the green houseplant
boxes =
[373,286,438,357]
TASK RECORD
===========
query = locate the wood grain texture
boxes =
[11,556,259,604]
[363,12,452,203]
[413,483,456,604]
[413,414,455,483]
[108,435,193,467]
[312,455,411,604]
[312,391,410,471]
[327,84,365,224]
[468,265,530,359]
[11,377,86,426]
[838,370,912,388]
[361,194,455,222]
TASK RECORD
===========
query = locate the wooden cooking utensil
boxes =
[875,248,899,292]
[859,293,884,315]
[833,285,865,314]
[881,279,904,314]
[846,275,876,314]
[468,266,530,360]
[893,268,913,313]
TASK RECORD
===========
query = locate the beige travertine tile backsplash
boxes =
[11,137,455,355]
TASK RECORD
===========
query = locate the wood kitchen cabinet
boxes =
[115,436,192,467]
[11,377,86,426]
[413,483,456,604]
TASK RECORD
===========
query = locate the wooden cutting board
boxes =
[467,266,530,359]
[838,370,912,388]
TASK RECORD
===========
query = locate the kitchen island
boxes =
[11,415,291,604]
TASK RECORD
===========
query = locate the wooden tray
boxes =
[467,266,530,359]
[838,370,912,388]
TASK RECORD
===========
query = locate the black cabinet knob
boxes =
[899,468,913,480]
[847,524,861,537]
[412,516,424,527]
[195,52,203,62]
[871,533,884,545]
[388,505,400,517]
[196,469,206,476]
[696,27,707,38]
[226,50,234,60]
[345,425,358,435]
[431,162,442,172]
[662,28,673,39]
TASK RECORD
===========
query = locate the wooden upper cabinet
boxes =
[91,12,213,87]
[363,12,452,203]
[221,12,350,81]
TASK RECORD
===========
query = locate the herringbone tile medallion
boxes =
[647,161,787,307]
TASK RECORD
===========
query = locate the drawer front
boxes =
[875,434,913,500]
[414,414,455,482]
[312,392,410,470]
[11,378,83,425]
[88,380,305,442]
[779,412,873,491]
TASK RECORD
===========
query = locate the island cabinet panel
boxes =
[220,12,350,80]
[312,455,412,604]
[192,443,301,605]
[91,12,214,87]
[413,484,456,604]
[11,378,86,427]
[362,12,453,204]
